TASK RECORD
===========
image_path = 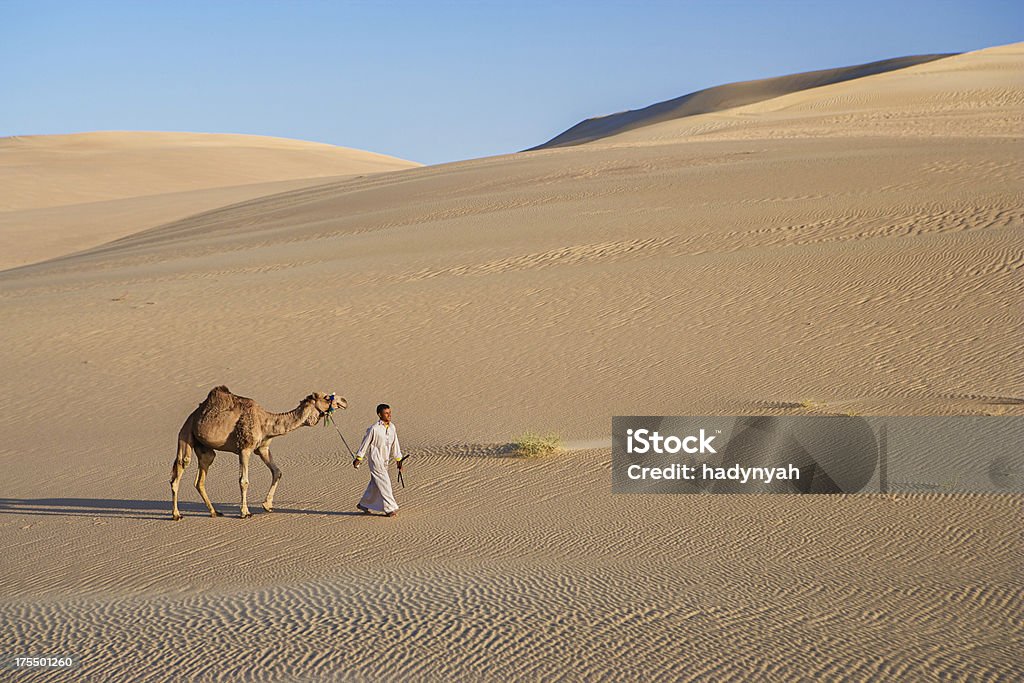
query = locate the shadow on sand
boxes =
[0,498,364,521]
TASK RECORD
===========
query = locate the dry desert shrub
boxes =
[514,433,562,457]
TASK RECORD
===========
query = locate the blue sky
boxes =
[2,1,1021,164]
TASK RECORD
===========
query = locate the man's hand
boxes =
[396,460,404,472]
[352,458,361,469]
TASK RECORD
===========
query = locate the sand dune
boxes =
[0,131,420,270]
[529,53,953,149]
[1,43,1021,681]
[580,42,1024,146]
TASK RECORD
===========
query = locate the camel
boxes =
[170,386,347,520]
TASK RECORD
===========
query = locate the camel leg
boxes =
[258,445,282,513]
[239,449,253,518]
[170,457,185,521]
[170,433,193,521]
[194,447,222,517]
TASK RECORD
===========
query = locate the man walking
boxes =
[352,403,404,517]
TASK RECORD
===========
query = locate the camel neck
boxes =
[265,405,311,437]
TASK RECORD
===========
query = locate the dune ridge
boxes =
[572,42,1024,146]
[0,131,420,270]
[529,53,954,149]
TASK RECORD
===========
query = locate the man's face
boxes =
[379,407,392,423]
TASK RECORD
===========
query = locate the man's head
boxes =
[377,403,392,423]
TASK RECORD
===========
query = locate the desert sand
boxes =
[0,131,420,270]
[0,43,1021,681]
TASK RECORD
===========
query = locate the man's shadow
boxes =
[0,498,364,520]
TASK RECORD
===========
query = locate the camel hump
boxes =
[199,385,238,414]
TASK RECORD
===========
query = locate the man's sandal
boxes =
[357,504,370,514]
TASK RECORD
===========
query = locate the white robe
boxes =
[354,419,403,513]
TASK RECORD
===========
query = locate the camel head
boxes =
[304,391,348,426]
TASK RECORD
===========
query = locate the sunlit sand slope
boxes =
[0,131,420,269]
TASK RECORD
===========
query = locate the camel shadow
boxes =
[0,498,364,521]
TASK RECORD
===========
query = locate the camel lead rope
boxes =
[324,411,358,462]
